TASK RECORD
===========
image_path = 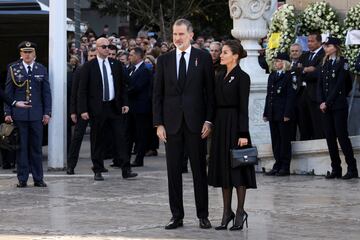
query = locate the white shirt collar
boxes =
[134,60,144,70]
[97,55,108,63]
[22,61,34,70]
[176,45,192,56]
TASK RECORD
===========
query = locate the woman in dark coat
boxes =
[318,37,358,180]
[208,40,256,231]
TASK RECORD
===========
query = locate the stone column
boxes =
[229,0,277,144]
[48,0,67,169]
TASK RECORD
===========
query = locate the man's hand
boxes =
[303,66,316,73]
[71,114,77,124]
[4,116,13,123]
[122,106,129,114]
[320,102,327,113]
[284,117,290,122]
[238,138,248,147]
[15,101,31,108]
[81,112,90,120]
[156,125,167,143]
[201,122,212,139]
[42,115,50,125]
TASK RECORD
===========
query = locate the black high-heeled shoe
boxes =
[229,211,248,231]
[215,212,235,230]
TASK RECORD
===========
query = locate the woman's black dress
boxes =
[208,65,257,189]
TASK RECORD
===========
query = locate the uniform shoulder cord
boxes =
[9,66,30,101]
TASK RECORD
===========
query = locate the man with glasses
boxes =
[78,38,137,180]
[4,41,51,188]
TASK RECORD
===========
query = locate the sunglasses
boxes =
[100,45,109,49]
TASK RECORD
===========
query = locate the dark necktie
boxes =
[309,52,315,61]
[178,52,186,89]
[27,65,32,76]
[129,65,136,76]
[102,60,110,101]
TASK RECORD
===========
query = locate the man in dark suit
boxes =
[66,48,97,175]
[298,32,325,140]
[4,41,51,188]
[127,47,153,167]
[153,19,214,229]
[355,53,360,72]
[78,37,137,181]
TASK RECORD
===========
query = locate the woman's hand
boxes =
[238,138,248,147]
[320,102,327,113]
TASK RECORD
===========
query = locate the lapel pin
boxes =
[195,58,198,67]
[35,65,38,69]
[229,76,234,83]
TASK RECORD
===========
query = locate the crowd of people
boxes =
[1,17,359,232]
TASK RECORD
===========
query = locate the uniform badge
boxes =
[35,65,38,69]
[229,76,234,83]
[277,86,282,94]
[19,66,23,69]
[292,84,297,90]
[195,58,198,67]
[292,75,297,83]
[332,73,335,78]
[344,62,349,71]
[25,42,31,47]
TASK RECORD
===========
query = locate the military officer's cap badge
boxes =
[18,41,37,52]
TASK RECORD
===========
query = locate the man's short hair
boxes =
[290,43,303,51]
[132,47,145,59]
[173,19,193,33]
[210,41,222,49]
[309,32,322,43]
[88,47,97,53]
[108,44,117,51]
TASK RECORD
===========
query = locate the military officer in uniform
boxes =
[318,37,358,180]
[263,53,296,176]
[4,41,52,188]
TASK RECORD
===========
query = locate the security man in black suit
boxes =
[298,32,325,140]
[127,47,153,167]
[4,41,51,188]
[66,48,97,175]
[318,37,358,180]
[153,19,214,230]
[263,53,296,176]
[78,37,137,181]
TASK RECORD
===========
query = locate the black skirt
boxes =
[208,108,257,189]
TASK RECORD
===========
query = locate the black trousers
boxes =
[89,101,129,173]
[127,112,152,164]
[15,120,43,183]
[67,116,89,170]
[269,120,293,172]
[321,109,358,173]
[165,120,208,219]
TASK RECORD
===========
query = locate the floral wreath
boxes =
[265,4,297,64]
[299,1,342,38]
[343,3,360,74]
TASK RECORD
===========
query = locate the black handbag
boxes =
[230,146,258,168]
[0,123,20,151]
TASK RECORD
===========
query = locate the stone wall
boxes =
[287,0,359,18]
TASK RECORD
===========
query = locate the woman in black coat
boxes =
[208,40,256,231]
[318,37,358,180]
[263,53,296,176]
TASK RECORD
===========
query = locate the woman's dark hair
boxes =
[223,40,247,61]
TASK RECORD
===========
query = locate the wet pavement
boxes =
[0,138,359,240]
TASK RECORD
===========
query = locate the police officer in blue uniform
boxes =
[263,53,296,176]
[4,41,52,187]
[318,37,358,180]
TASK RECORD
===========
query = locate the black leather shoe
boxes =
[101,167,108,173]
[66,168,75,175]
[325,171,342,179]
[122,169,138,179]
[265,169,278,176]
[16,181,27,188]
[165,218,183,230]
[130,161,143,167]
[276,170,290,176]
[145,150,158,157]
[34,181,47,187]
[342,171,359,180]
[94,172,104,181]
[199,218,212,229]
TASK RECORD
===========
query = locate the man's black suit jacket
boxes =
[78,58,128,116]
[128,62,152,114]
[153,47,215,134]
[300,48,325,102]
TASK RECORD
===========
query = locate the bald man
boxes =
[78,37,137,180]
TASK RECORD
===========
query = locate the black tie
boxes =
[178,52,186,89]
[309,52,315,61]
[27,65,32,76]
[102,60,110,101]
